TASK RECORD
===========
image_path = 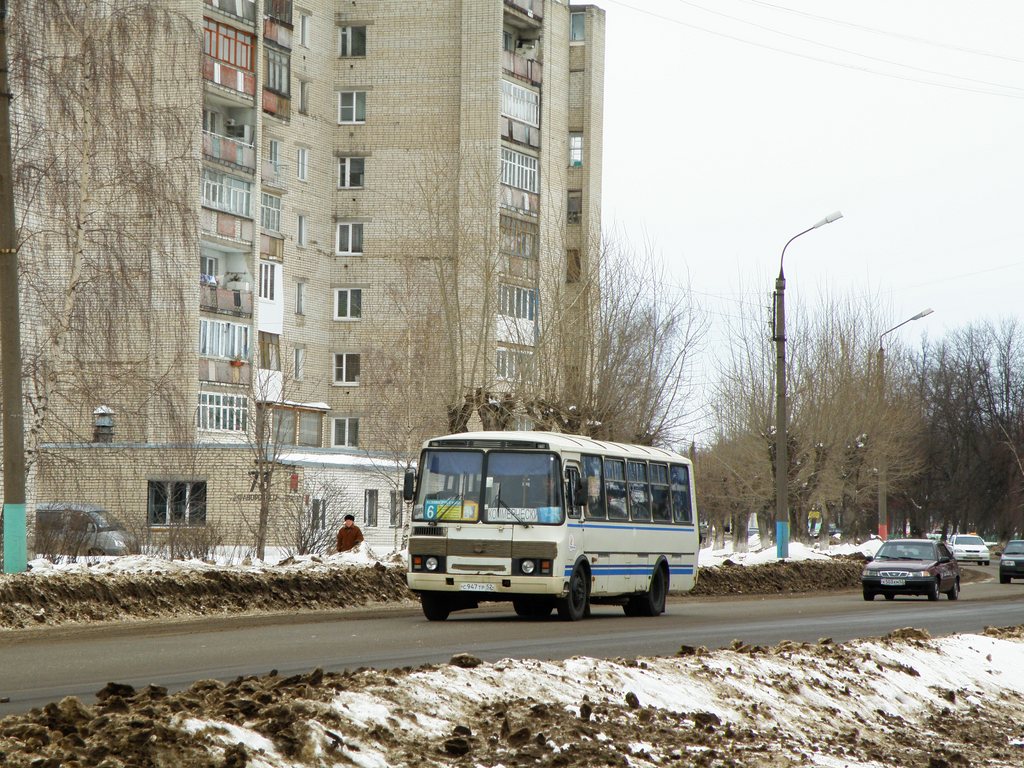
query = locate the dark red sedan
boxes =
[862,538,960,601]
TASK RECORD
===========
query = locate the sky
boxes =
[598,0,1024,437]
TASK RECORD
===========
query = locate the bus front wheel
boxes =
[420,593,451,622]
[556,565,590,621]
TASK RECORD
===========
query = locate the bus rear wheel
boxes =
[556,565,589,621]
[624,566,667,617]
[420,593,451,622]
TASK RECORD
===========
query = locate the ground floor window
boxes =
[148,480,207,526]
[364,488,378,527]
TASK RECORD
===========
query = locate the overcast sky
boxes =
[599,0,1024,435]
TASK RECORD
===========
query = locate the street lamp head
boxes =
[910,308,934,321]
[813,211,844,229]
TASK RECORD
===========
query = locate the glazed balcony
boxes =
[204,0,255,24]
[200,209,254,244]
[265,0,292,25]
[501,117,540,149]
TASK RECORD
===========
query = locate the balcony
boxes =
[501,117,540,149]
[203,131,255,171]
[262,89,291,120]
[265,0,292,25]
[504,0,542,20]
[204,0,255,24]
[264,17,292,48]
[199,357,251,386]
[260,233,284,261]
[200,283,253,317]
[261,160,288,189]
[500,185,539,217]
[201,208,254,244]
[203,56,256,97]
[501,50,543,86]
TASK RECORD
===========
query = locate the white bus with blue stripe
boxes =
[404,431,699,621]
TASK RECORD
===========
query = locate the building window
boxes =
[199,319,250,359]
[202,169,251,217]
[295,280,305,314]
[570,12,585,41]
[337,91,366,124]
[296,147,308,181]
[333,352,360,386]
[261,192,281,231]
[272,407,322,447]
[298,80,310,114]
[148,480,207,526]
[335,222,364,255]
[496,347,531,381]
[203,19,254,70]
[500,215,538,260]
[499,284,537,321]
[566,248,582,283]
[567,190,583,223]
[299,13,311,47]
[501,80,540,127]
[334,288,363,320]
[259,331,281,370]
[197,392,248,432]
[297,214,307,246]
[389,489,402,527]
[294,346,305,380]
[364,489,378,527]
[338,26,366,56]
[311,498,326,531]
[259,261,276,300]
[200,252,219,281]
[569,133,584,167]
[332,416,359,447]
[338,157,365,188]
[501,148,538,193]
[265,48,290,95]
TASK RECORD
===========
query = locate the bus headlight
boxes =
[520,559,536,575]
[425,556,440,572]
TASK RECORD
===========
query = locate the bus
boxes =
[403,431,700,621]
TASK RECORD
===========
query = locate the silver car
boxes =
[948,534,991,566]
[34,503,135,557]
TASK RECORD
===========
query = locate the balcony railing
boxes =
[501,117,540,149]
[200,283,253,317]
[201,208,254,244]
[261,159,288,189]
[260,233,284,260]
[202,131,256,171]
[262,89,291,120]
[504,0,542,20]
[199,357,251,386]
[500,185,539,217]
[501,50,543,86]
[204,0,255,23]
[203,56,256,97]
[264,17,292,48]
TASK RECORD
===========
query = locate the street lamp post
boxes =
[877,308,934,540]
[774,211,843,560]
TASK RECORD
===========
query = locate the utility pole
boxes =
[0,0,27,573]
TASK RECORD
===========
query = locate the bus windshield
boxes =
[413,449,563,525]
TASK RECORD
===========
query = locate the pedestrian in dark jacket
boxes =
[336,514,364,553]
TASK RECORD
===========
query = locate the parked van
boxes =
[34,503,135,557]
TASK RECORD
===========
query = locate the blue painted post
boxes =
[3,503,26,573]
[776,519,790,560]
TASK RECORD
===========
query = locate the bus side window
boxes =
[605,459,628,520]
[649,463,671,521]
[582,454,605,519]
[565,466,583,519]
[627,460,651,522]
[670,464,693,523]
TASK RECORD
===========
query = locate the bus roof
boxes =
[422,431,691,464]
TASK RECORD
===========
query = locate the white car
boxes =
[948,534,991,565]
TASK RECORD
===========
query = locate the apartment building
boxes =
[15,0,605,554]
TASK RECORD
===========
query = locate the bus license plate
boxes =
[880,578,905,586]
[459,583,496,592]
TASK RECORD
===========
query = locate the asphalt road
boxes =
[2,565,1023,717]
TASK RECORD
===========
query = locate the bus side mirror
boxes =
[403,469,416,502]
